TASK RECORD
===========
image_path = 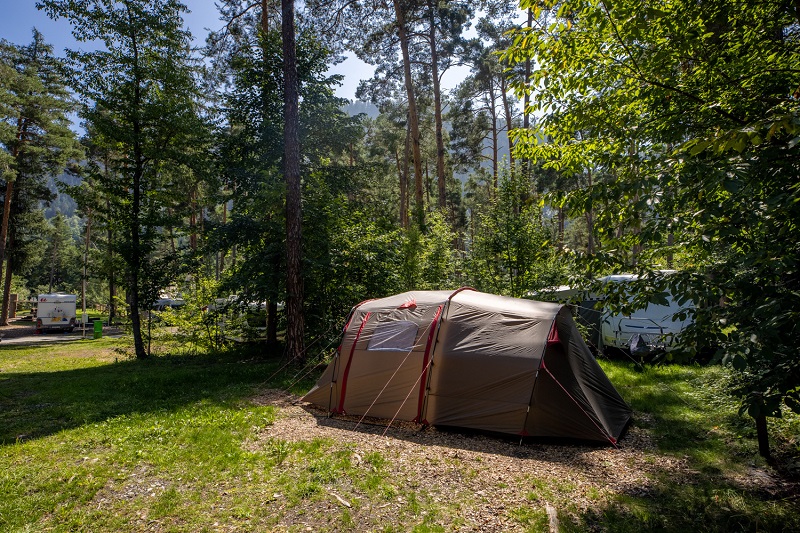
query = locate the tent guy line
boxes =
[353,310,439,432]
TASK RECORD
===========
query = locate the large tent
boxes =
[303,289,632,444]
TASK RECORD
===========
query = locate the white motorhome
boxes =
[538,273,694,355]
[35,293,78,331]
[597,274,693,354]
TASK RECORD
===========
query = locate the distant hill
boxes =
[343,100,379,119]
[42,173,79,220]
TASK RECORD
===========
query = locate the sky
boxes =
[0,1,431,102]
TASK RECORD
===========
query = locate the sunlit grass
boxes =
[0,342,797,531]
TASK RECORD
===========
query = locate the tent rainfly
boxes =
[303,289,632,445]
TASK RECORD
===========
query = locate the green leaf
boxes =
[688,139,712,155]
[723,179,741,193]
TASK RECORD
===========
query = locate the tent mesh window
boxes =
[367,321,419,351]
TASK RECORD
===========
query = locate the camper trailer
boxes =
[35,293,77,332]
[539,273,694,356]
[597,274,693,355]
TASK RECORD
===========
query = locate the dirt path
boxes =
[0,318,123,345]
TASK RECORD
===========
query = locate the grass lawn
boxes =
[0,339,797,532]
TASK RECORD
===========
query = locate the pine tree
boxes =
[0,30,81,325]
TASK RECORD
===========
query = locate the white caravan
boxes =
[36,293,78,331]
[597,274,693,354]
[539,273,694,355]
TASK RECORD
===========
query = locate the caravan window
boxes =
[368,321,418,351]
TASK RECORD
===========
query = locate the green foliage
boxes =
[23,213,81,294]
[39,0,212,358]
[302,177,460,345]
[0,30,81,189]
[399,210,459,291]
[507,0,800,417]
[155,275,227,354]
[466,171,565,297]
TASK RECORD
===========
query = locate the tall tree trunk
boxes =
[1,253,13,326]
[0,178,15,297]
[127,6,147,359]
[586,168,595,254]
[428,2,446,211]
[283,0,305,362]
[129,158,145,358]
[425,161,431,207]
[401,117,411,228]
[523,8,532,186]
[109,268,116,325]
[487,88,499,191]
[189,189,197,252]
[107,192,116,326]
[0,116,27,319]
[395,141,408,229]
[48,232,58,293]
[0,174,22,327]
[82,209,92,334]
[393,0,424,227]
[230,184,237,269]
[500,74,515,173]
[0,229,15,325]
[267,300,278,347]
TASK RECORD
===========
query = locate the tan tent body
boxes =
[303,289,631,444]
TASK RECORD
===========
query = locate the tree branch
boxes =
[599,0,747,127]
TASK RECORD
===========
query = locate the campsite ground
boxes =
[0,317,125,345]
[1,339,798,531]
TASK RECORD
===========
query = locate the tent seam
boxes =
[415,304,444,422]
[326,299,375,413]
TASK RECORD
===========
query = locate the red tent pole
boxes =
[326,300,374,413]
[415,304,443,423]
[335,311,371,415]
[415,287,475,424]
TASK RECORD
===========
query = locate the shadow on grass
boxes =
[4,348,796,531]
[0,346,315,445]
[566,480,800,533]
